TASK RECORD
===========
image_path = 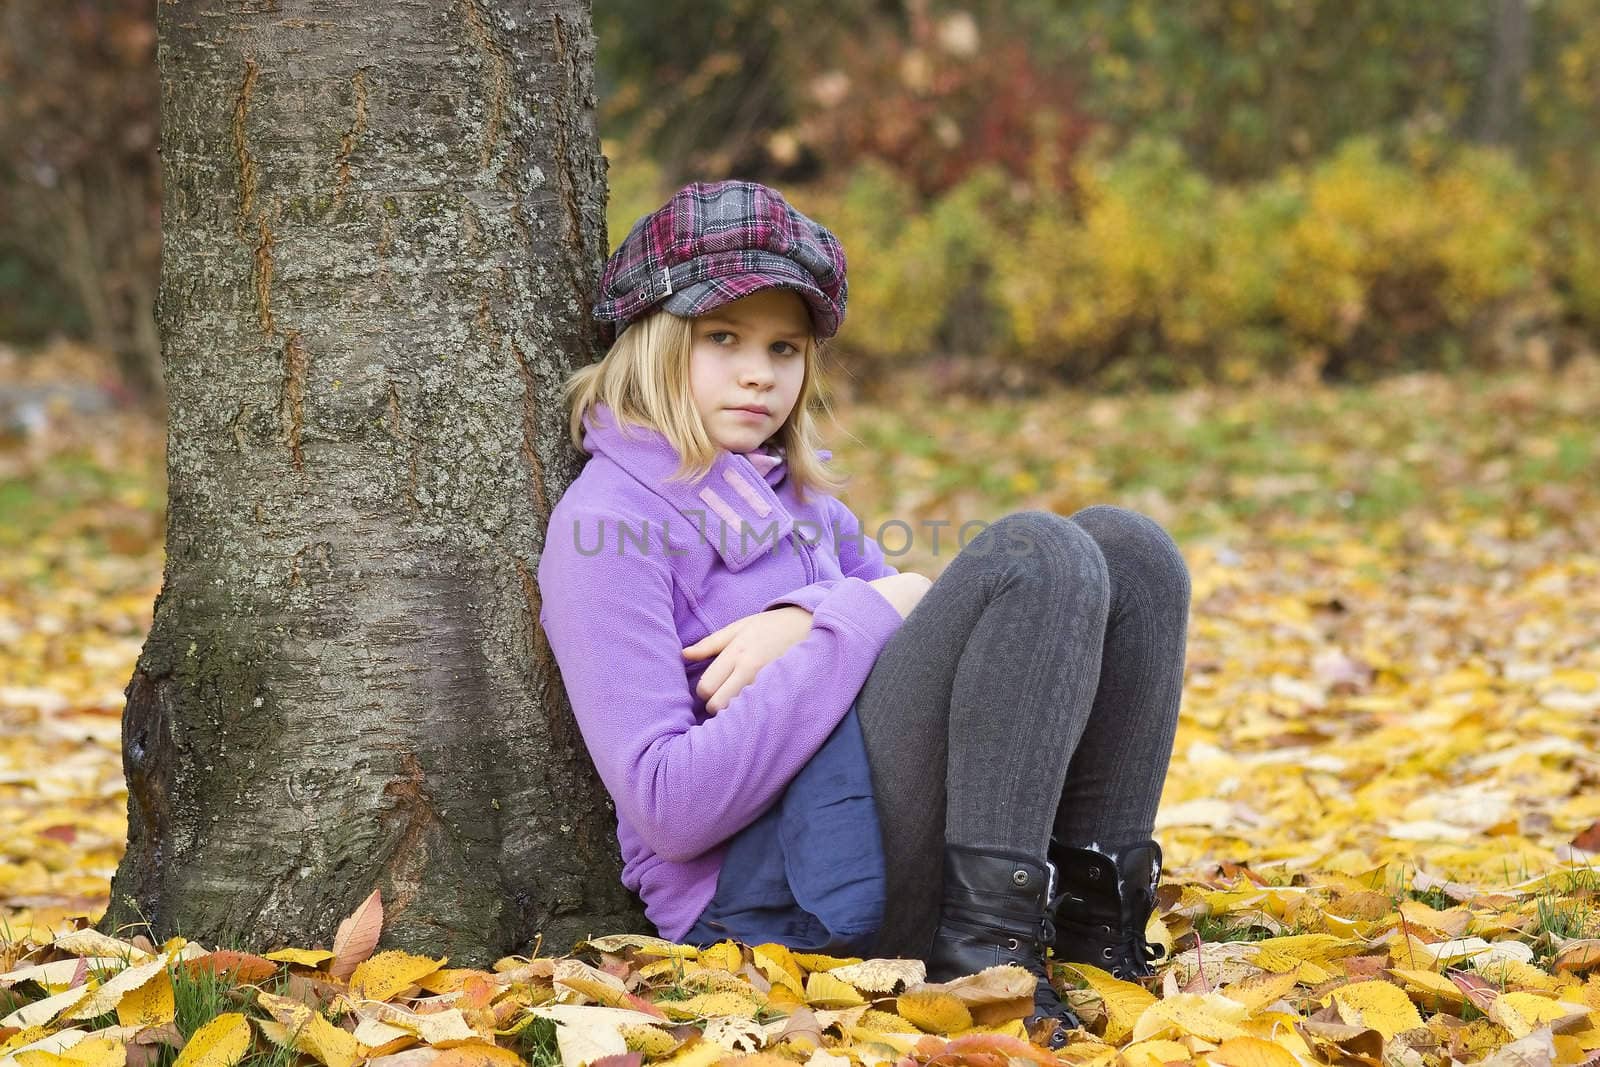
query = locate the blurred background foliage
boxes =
[3,0,1599,402]
[0,0,158,394]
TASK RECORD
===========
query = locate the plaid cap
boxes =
[594,180,848,346]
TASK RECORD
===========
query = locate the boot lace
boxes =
[1041,887,1077,951]
[1020,937,1078,1050]
[1044,888,1162,981]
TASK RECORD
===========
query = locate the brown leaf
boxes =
[1295,1019,1383,1066]
[1449,971,1501,1014]
[776,1007,823,1048]
[1552,940,1600,974]
[329,889,384,982]
[1341,956,1389,981]
[125,1041,162,1067]
[283,974,327,1011]
[133,1023,184,1048]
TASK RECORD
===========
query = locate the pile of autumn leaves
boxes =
[6,874,1600,1067]
[5,355,1600,1067]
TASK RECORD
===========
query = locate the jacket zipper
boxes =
[792,526,817,584]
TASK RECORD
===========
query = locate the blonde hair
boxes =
[561,306,847,505]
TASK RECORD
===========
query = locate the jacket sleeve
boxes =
[758,496,900,615]
[537,510,906,864]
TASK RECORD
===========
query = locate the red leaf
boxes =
[623,992,669,1020]
[183,950,278,984]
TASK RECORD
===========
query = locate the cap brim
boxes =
[659,256,840,339]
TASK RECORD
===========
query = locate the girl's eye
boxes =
[703,329,800,356]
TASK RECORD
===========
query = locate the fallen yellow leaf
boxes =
[805,972,866,1010]
[63,956,170,1022]
[263,949,334,967]
[1132,993,1249,1043]
[255,991,361,1067]
[171,1013,252,1067]
[1387,969,1467,1011]
[16,1036,126,1067]
[431,1043,526,1067]
[1328,981,1425,1040]
[896,991,973,1034]
[1062,962,1159,1043]
[1210,1035,1302,1067]
[115,969,173,1029]
[348,951,448,1002]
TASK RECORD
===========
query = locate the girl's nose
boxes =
[739,355,776,386]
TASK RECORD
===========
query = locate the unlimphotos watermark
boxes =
[564,510,1047,560]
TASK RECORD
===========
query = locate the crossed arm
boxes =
[683,572,932,713]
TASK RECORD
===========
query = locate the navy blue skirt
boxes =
[679,698,886,955]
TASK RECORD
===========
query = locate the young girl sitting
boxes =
[536,179,1191,1047]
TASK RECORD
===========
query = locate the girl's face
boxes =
[688,288,812,453]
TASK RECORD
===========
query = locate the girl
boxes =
[536,180,1191,1047]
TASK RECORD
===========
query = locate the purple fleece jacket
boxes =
[535,402,906,941]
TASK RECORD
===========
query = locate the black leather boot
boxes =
[924,843,1082,1048]
[1045,838,1165,981]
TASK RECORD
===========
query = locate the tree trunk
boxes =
[101,0,646,964]
[1477,0,1529,152]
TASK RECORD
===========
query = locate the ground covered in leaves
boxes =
[3,348,1599,1067]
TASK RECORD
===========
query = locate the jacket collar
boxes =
[580,401,831,573]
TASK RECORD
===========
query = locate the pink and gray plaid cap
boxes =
[594,180,848,345]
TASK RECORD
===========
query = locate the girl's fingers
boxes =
[707,667,752,715]
[684,620,739,659]
[696,654,735,706]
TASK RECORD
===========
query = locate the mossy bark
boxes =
[101,0,645,964]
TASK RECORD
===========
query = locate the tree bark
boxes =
[101,0,646,964]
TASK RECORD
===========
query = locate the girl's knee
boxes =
[975,509,1109,591]
[1068,505,1191,604]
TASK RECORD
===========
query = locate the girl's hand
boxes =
[683,606,814,714]
[869,572,932,619]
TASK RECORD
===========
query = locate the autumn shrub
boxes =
[1541,160,1600,337]
[1552,210,1600,333]
[986,135,1219,387]
[812,159,1010,363]
[1276,138,1544,380]
[1187,178,1305,383]
[601,136,1587,389]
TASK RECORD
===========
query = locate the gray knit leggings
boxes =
[853,505,1191,960]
